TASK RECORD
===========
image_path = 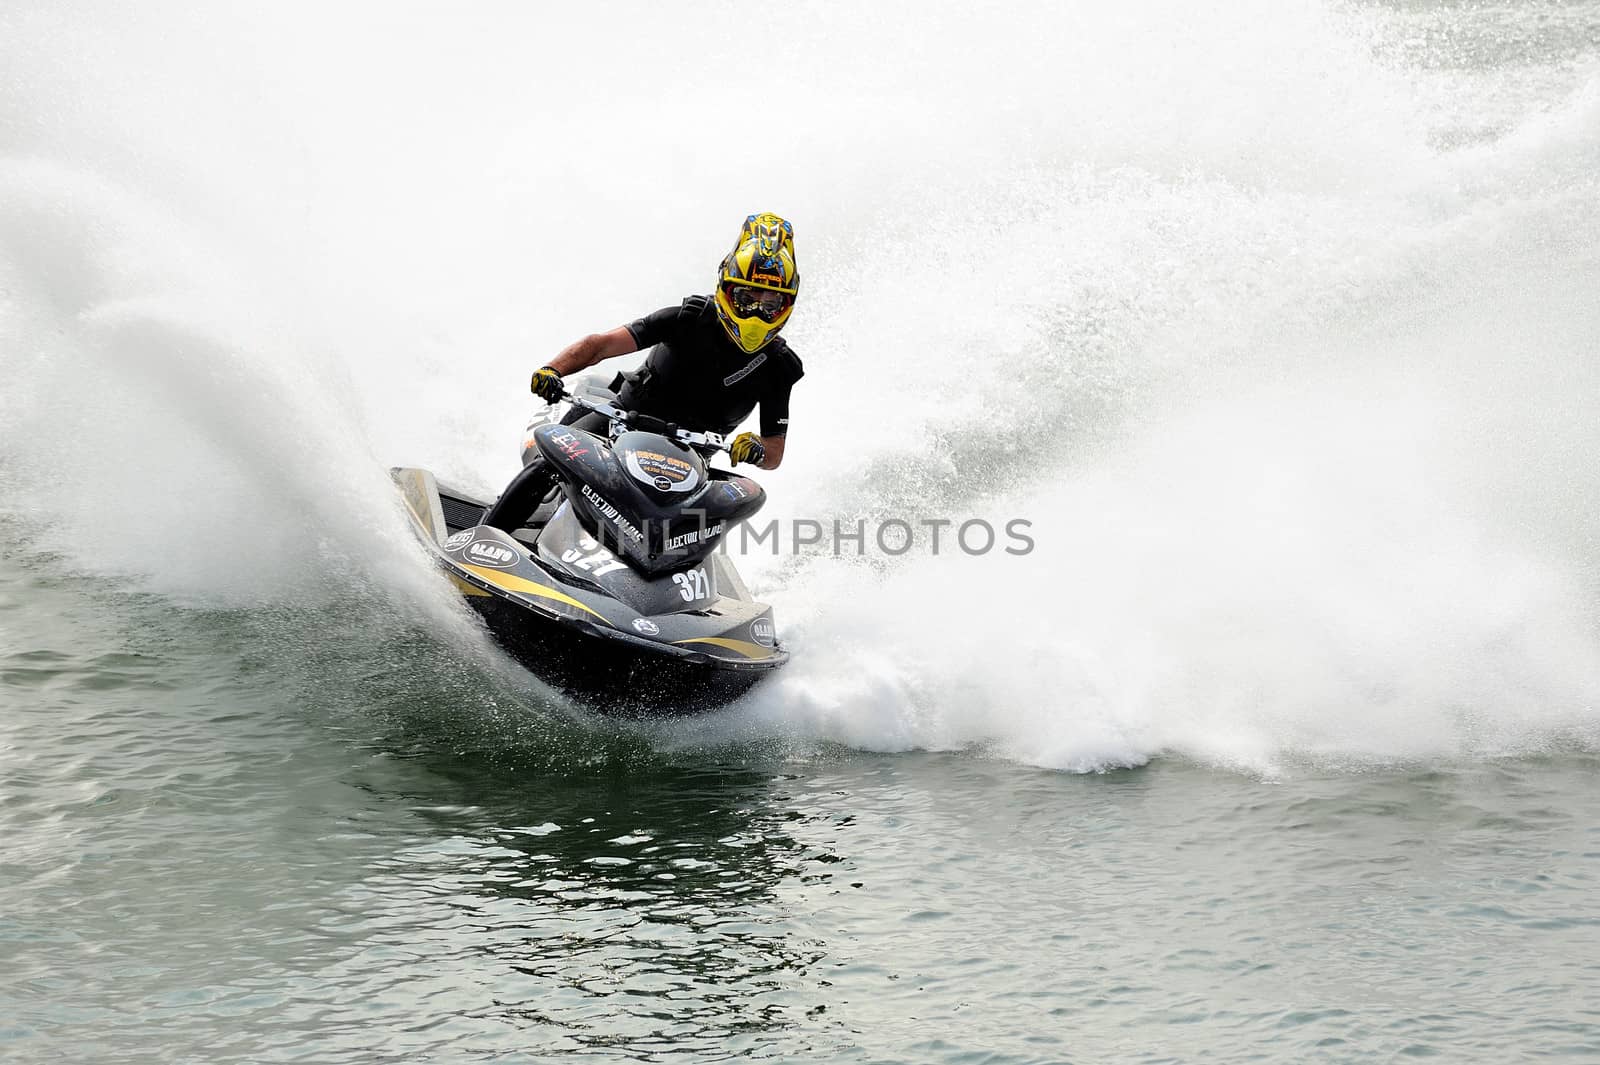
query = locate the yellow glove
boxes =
[729,432,765,467]
[530,366,565,402]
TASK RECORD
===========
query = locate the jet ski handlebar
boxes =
[555,387,730,455]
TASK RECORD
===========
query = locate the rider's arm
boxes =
[754,376,795,470]
[755,435,785,470]
[546,327,638,375]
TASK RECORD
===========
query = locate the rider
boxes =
[482,212,804,531]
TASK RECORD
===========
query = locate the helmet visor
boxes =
[726,283,791,323]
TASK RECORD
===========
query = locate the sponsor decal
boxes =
[580,484,643,543]
[720,479,750,501]
[664,523,725,551]
[560,542,629,577]
[722,352,767,386]
[548,428,588,460]
[444,530,474,550]
[465,539,518,568]
[625,449,700,494]
[750,617,776,647]
[632,617,660,636]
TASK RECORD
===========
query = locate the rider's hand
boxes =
[530,366,565,402]
[729,432,765,467]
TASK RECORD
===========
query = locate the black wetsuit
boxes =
[482,295,803,531]
[619,295,803,437]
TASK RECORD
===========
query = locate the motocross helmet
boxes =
[714,213,799,353]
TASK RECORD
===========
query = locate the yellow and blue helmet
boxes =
[714,213,799,354]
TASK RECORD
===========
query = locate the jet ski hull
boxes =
[464,587,782,711]
[393,466,787,714]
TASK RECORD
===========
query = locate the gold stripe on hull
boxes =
[672,636,774,660]
[450,575,492,598]
[460,564,612,626]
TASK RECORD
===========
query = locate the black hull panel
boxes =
[470,594,775,715]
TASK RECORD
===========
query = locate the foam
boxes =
[3,1,1597,770]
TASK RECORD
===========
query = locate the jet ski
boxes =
[392,378,788,713]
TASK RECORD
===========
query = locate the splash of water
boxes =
[3,0,1597,771]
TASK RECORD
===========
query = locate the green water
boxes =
[6,0,1600,1059]
[3,553,1598,1063]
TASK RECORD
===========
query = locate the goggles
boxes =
[725,283,792,323]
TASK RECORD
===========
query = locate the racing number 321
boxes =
[672,568,709,602]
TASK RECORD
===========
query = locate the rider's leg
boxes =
[481,410,612,531]
[481,458,554,532]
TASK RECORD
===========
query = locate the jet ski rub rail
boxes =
[443,552,778,669]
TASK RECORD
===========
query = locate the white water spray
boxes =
[3,1,1598,770]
